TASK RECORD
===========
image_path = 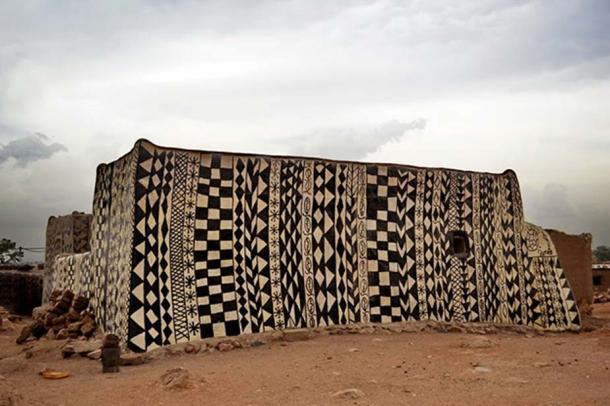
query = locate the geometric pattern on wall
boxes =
[51,252,91,295]
[44,212,93,302]
[81,140,581,352]
[194,153,240,339]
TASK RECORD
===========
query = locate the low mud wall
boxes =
[547,229,593,311]
[0,269,43,315]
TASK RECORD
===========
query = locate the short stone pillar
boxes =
[101,334,121,373]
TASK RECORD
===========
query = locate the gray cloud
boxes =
[0,133,67,166]
[289,119,426,160]
[525,183,575,221]
[0,0,609,262]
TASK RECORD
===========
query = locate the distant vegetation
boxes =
[594,245,610,262]
[0,238,24,265]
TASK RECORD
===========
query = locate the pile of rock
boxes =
[594,289,610,303]
[0,305,22,333]
[16,289,97,344]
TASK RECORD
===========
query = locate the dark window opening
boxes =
[448,231,470,259]
[593,275,602,286]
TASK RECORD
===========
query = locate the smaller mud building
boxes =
[52,139,580,352]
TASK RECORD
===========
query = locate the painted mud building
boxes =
[50,139,580,352]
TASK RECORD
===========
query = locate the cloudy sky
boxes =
[1,0,609,261]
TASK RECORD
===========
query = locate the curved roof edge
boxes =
[105,138,519,181]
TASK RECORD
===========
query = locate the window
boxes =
[448,231,469,259]
[593,275,602,286]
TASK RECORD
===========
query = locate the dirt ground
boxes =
[2,305,610,406]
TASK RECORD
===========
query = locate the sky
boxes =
[0,0,609,262]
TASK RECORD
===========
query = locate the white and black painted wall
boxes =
[74,139,580,352]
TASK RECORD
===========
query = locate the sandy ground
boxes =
[2,304,610,406]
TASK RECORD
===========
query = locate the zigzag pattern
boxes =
[335,164,349,325]
[280,159,305,328]
[312,162,329,325]
[158,151,175,345]
[500,176,521,323]
[345,165,358,323]
[396,168,411,321]
[254,159,273,331]
[244,157,268,333]
[233,157,249,333]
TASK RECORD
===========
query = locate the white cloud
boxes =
[289,119,426,160]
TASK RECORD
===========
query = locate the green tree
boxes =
[593,245,610,262]
[0,238,24,265]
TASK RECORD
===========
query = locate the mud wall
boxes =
[546,230,593,310]
[592,266,610,291]
[88,140,580,352]
[44,212,92,301]
[0,269,43,315]
[51,253,92,297]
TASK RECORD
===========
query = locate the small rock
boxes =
[474,366,492,373]
[533,362,551,368]
[331,388,365,399]
[250,339,265,347]
[7,315,22,323]
[16,325,32,344]
[348,348,359,353]
[73,296,90,312]
[56,329,69,340]
[120,352,149,366]
[87,349,101,360]
[217,341,234,352]
[281,329,313,342]
[184,343,201,354]
[80,322,96,338]
[45,329,56,340]
[160,367,192,391]
[32,304,51,320]
[164,346,184,356]
[66,309,81,323]
[0,319,14,332]
[31,321,47,338]
[402,324,422,333]
[62,345,76,358]
[72,339,102,356]
[448,325,466,333]
[67,321,83,334]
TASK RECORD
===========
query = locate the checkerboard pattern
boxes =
[195,153,240,338]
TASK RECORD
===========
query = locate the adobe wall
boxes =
[546,229,593,311]
[44,212,92,302]
[592,268,610,292]
[0,269,43,315]
[87,140,580,352]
